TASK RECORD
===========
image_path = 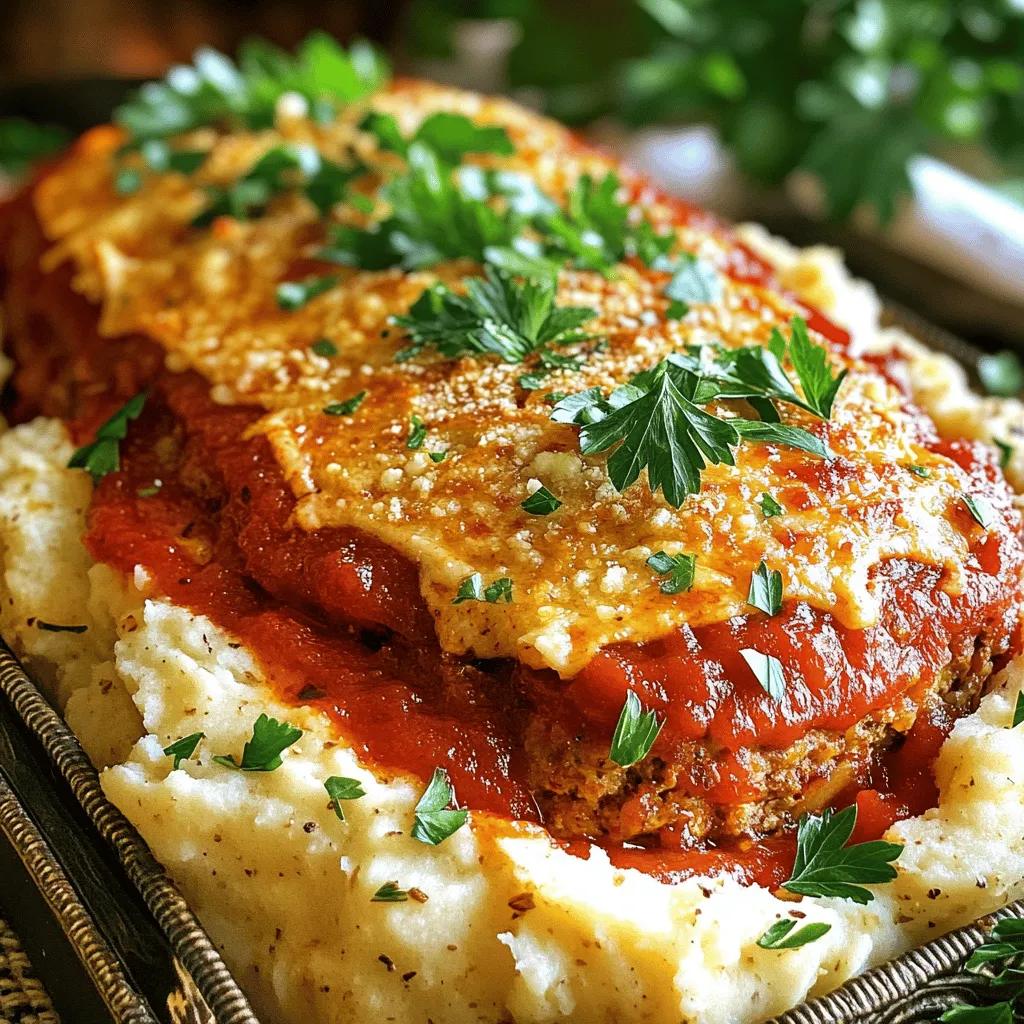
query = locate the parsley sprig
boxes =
[115,33,388,143]
[646,551,696,594]
[550,317,839,507]
[68,394,147,484]
[412,767,468,845]
[757,919,832,950]
[391,267,598,364]
[782,805,903,905]
[941,918,1024,1023]
[324,776,366,821]
[212,714,302,772]
[163,732,205,770]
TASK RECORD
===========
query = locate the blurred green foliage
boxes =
[407,0,1024,221]
[0,118,68,177]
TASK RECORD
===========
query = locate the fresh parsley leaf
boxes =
[994,438,1014,470]
[646,550,696,595]
[412,767,468,845]
[965,918,1024,976]
[115,34,388,143]
[785,316,848,419]
[748,561,783,616]
[392,267,597,363]
[311,337,338,357]
[323,143,524,271]
[68,393,147,484]
[484,577,513,603]
[740,648,785,702]
[163,732,204,770]
[732,419,830,460]
[609,690,664,767]
[518,348,586,390]
[521,485,562,515]
[407,414,427,450]
[277,274,339,311]
[212,714,302,772]
[324,776,366,821]
[759,492,784,518]
[429,450,447,463]
[372,881,409,902]
[538,172,673,276]
[782,805,903,904]
[963,494,996,529]
[665,299,688,320]
[363,109,514,165]
[1014,693,1024,728]
[664,252,722,307]
[978,351,1024,398]
[908,464,931,478]
[756,919,832,950]
[323,391,367,416]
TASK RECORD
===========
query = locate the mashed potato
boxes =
[1,240,1023,1024]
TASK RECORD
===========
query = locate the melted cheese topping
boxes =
[32,81,983,676]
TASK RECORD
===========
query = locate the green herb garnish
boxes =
[0,118,68,176]
[406,414,427,449]
[323,391,367,416]
[756,919,832,950]
[137,481,162,497]
[781,805,903,904]
[748,561,783,616]
[963,494,996,529]
[521,485,562,515]
[163,732,205,770]
[68,393,147,484]
[115,34,388,143]
[978,351,1024,398]
[412,767,468,845]
[1014,693,1024,728]
[276,273,338,311]
[759,492,784,518]
[451,573,513,604]
[372,881,409,903]
[740,648,785,702]
[429,450,448,463]
[646,551,696,595]
[994,438,1014,470]
[908,464,931,478]
[392,267,597,364]
[36,622,88,634]
[311,338,338,358]
[324,776,366,821]
[664,252,722,310]
[609,690,664,768]
[362,110,514,165]
[212,714,302,772]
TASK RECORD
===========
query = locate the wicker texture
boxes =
[0,917,58,1024]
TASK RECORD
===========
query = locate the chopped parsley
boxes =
[549,319,839,507]
[276,273,339,311]
[36,621,88,634]
[372,881,409,903]
[406,415,427,450]
[324,776,366,821]
[412,767,468,845]
[521,485,562,516]
[963,494,997,529]
[781,805,903,904]
[452,573,513,604]
[115,34,388,143]
[429,450,448,463]
[212,714,302,772]
[646,551,696,595]
[163,732,204,770]
[68,393,147,484]
[994,438,1014,469]
[665,300,688,320]
[323,391,367,416]
[1014,692,1024,728]
[740,648,785,702]
[391,267,598,364]
[518,348,586,391]
[940,917,1024,1021]
[908,464,931,478]
[756,919,832,950]
[609,690,664,768]
[748,561,783,616]
[362,109,514,165]
[758,492,784,518]
[137,481,162,498]
[311,338,338,357]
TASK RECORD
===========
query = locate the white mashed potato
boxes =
[1,240,1024,1024]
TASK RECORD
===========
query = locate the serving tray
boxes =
[1,77,1022,1024]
